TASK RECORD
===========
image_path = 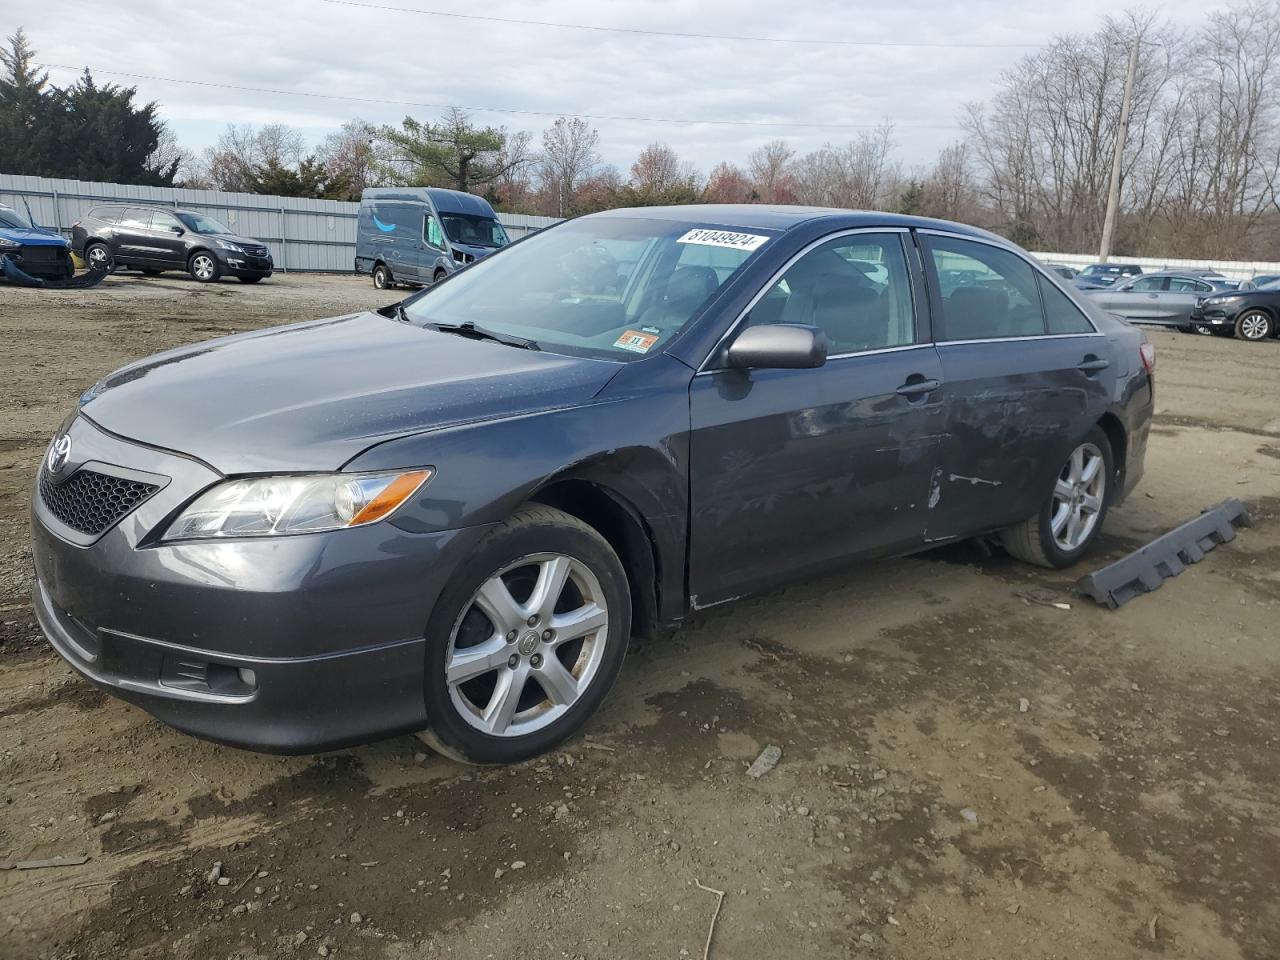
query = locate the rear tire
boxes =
[1235,309,1273,341]
[188,251,220,283]
[418,505,631,765]
[373,263,392,289]
[84,242,112,272]
[1001,426,1114,569]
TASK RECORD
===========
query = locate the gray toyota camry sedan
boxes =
[31,205,1155,763]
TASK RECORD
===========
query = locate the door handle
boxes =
[895,376,940,398]
[1076,357,1110,373]
[1147,293,1159,299]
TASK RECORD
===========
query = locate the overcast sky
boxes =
[30,0,1210,175]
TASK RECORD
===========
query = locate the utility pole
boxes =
[1099,37,1140,263]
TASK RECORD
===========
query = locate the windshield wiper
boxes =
[427,320,540,351]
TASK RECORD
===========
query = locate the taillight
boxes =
[1139,337,1156,374]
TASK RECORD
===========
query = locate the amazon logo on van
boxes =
[372,214,397,233]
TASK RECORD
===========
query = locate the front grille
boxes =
[19,245,61,264]
[240,243,270,258]
[39,468,160,536]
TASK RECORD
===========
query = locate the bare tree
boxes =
[747,139,795,202]
[539,117,600,216]
[790,124,899,209]
[316,119,384,197]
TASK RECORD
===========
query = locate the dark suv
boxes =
[72,206,273,283]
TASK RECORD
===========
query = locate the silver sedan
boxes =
[1085,272,1244,329]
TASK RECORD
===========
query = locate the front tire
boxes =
[433,268,447,284]
[1235,309,1273,341]
[419,505,631,764]
[1001,426,1113,569]
[188,251,220,283]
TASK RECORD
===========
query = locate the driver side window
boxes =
[748,233,916,354]
[425,215,445,249]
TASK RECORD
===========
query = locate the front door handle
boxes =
[895,376,941,398]
[1077,356,1110,373]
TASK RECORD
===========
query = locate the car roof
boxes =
[586,203,1008,243]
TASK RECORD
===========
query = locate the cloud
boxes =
[31,0,1212,174]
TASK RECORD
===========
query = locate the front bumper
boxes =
[29,415,490,753]
[217,248,274,278]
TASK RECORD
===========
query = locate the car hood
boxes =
[1,226,69,247]
[80,312,620,474]
[208,233,267,249]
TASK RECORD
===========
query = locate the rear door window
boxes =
[118,208,152,230]
[927,236,1045,340]
[1129,276,1166,292]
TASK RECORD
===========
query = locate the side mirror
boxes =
[726,323,828,370]
[169,226,184,235]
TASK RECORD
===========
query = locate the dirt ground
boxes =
[2,272,1279,960]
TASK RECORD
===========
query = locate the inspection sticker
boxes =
[676,228,769,252]
[614,329,660,354]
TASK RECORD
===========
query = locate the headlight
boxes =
[214,238,243,252]
[0,238,21,251]
[162,469,433,541]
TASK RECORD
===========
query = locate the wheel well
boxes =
[1096,412,1127,486]
[529,479,659,639]
[187,247,213,263]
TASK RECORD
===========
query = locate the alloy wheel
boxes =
[192,255,216,281]
[445,553,610,738]
[1050,442,1106,552]
[87,245,109,269]
[1239,312,1271,340]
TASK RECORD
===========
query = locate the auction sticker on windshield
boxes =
[614,329,660,354]
[676,229,769,252]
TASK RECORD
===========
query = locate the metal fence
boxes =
[0,173,560,273]
[1032,250,1280,282]
[7,172,1280,281]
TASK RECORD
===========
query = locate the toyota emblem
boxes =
[47,434,72,474]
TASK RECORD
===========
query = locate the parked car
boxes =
[1083,271,1239,329]
[0,201,74,281]
[1189,279,1280,340]
[71,206,273,283]
[1047,263,1078,280]
[32,206,1154,761]
[1073,262,1144,289]
[355,187,509,290]
[1250,273,1280,288]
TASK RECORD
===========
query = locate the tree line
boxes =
[6,4,1280,259]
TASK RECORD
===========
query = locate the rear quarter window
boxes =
[89,206,125,223]
[1038,276,1095,334]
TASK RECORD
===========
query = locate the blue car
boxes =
[0,202,76,282]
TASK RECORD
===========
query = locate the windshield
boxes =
[401,216,773,361]
[0,205,32,229]
[439,213,508,248]
[176,212,233,235]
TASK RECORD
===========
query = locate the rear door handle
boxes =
[1077,357,1110,373]
[895,377,941,398]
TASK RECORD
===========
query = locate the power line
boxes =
[36,63,965,131]
[319,0,1040,49]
